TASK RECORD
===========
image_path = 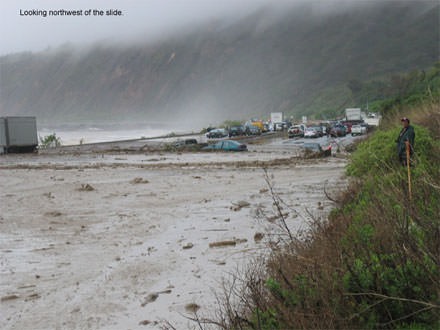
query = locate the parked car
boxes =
[351,124,367,136]
[330,125,347,137]
[206,128,228,139]
[173,139,198,147]
[228,126,245,137]
[262,123,270,133]
[301,142,332,157]
[288,125,304,138]
[245,125,262,136]
[343,122,353,133]
[283,121,292,130]
[304,127,319,138]
[314,126,324,137]
[274,122,284,131]
[202,140,247,151]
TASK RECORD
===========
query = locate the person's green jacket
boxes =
[396,125,415,156]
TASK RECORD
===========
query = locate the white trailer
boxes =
[345,108,362,121]
[270,112,283,123]
[0,116,38,153]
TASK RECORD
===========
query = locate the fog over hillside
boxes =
[0,0,438,126]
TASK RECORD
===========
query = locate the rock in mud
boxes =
[141,293,159,306]
[139,320,151,326]
[254,232,264,242]
[43,192,54,199]
[267,215,278,223]
[185,303,200,313]
[231,200,250,211]
[78,184,95,191]
[182,243,194,250]
[44,211,62,217]
[130,177,149,184]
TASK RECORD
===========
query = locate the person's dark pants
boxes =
[399,152,413,166]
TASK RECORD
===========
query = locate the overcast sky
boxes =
[0,1,426,55]
[0,0,296,55]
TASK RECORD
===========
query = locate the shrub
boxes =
[39,133,61,148]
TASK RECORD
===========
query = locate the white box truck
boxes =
[345,108,362,121]
[0,116,38,153]
[271,112,284,131]
[271,112,283,123]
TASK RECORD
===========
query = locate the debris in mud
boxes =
[259,188,269,194]
[185,303,200,313]
[130,177,149,184]
[209,240,236,248]
[139,320,151,326]
[224,218,230,222]
[43,192,54,199]
[17,284,36,289]
[267,215,278,223]
[159,289,172,294]
[182,243,194,250]
[231,200,250,211]
[254,232,264,242]
[141,293,159,306]
[77,184,95,191]
[192,176,202,179]
[267,213,289,222]
[1,294,19,302]
[235,238,248,244]
[140,289,171,307]
[25,293,40,301]
[44,211,62,217]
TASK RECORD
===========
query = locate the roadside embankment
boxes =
[208,104,440,329]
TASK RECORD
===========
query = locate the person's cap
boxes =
[401,117,410,123]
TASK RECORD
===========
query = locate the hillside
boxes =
[0,1,438,124]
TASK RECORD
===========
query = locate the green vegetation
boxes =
[300,63,440,120]
[363,63,440,115]
[39,133,61,148]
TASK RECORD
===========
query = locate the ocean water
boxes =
[37,125,181,146]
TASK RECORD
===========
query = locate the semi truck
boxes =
[0,116,38,154]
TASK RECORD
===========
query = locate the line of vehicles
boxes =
[205,124,265,139]
[288,120,370,139]
[206,110,372,141]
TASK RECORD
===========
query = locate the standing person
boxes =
[396,117,415,166]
